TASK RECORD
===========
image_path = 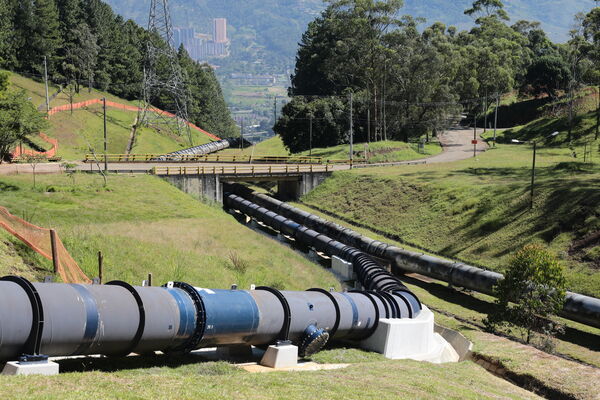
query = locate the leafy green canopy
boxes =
[277,0,543,152]
[0,72,49,162]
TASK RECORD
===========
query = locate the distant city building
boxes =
[213,18,228,43]
[173,18,229,62]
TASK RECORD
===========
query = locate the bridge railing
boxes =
[84,153,354,164]
[151,164,335,176]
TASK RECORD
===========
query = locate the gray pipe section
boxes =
[233,188,600,329]
[0,277,410,362]
[153,139,233,161]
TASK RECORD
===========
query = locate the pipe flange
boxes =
[165,281,206,353]
[299,324,329,358]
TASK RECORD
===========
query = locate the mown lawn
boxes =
[0,354,541,400]
[221,135,442,163]
[0,173,337,290]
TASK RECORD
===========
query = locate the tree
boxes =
[0,86,49,162]
[464,0,509,22]
[523,55,571,98]
[583,7,600,140]
[22,0,62,75]
[23,153,47,188]
[486,244,566,346]
[275,96,348,153]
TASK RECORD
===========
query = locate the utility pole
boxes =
[349,92,353,162]
[530,141,537,210]
[367,108,371,143]
[568,81,574,142]
[383,60,387,141]
[483,92,488,133]
[240,118,244,149]
[309,114,313,157]
[493,93,499,146]
[273,95,277,126]
[594,84,600,140]
[103,98,107,172]
[43,56,50,114]
[473,109,477,158]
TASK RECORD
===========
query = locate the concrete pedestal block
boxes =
[260,345,298,368]
[2,361,59,376]
[360,306,459,363]
[332,256,355,281]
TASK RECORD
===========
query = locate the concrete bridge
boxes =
[0,161,349,202]
[153,164,343,202]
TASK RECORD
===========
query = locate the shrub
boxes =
[485,244,566,345]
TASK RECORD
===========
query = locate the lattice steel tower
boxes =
[141,0,192,144]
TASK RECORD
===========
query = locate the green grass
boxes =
[302,137,600,297]
[221,136,442,163]
[502,110,599,147]
[220,135,290,156]
[6,71,213,160]
[296,140,442,162]
[0,354,542,399]
[0,173,549,400]
[0,173,338,290]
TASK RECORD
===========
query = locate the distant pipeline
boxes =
[227,186,600,329]
[152,137,251,161]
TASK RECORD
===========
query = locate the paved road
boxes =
[425,127,488,164]
[0,161,351,175]
[353,127,488,169]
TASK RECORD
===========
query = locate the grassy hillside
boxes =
[303,123,600,297]
[0,173,549,400]
[0,173,337,290]
[7,72,213,160]
[222,136,441,163]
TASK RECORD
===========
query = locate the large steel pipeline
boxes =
[223,193,422,316]
[153,138,249,161]
[229,187,600,329]
[0,276,419,363]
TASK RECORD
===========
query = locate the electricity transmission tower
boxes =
[140,0,193,144]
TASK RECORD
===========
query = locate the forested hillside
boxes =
[275,0,600,152]
[104,0,597,73]
[0,0,237,147]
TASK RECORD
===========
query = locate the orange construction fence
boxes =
[0,206,90,284]
[11,133,58,159]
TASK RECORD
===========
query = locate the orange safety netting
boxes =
[0,206,90,284]
[12,133,58,159]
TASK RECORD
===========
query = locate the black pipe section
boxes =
[230,187,600,330]
[223,193,422,319]
[153,137,251,161]
[0,276,413,362]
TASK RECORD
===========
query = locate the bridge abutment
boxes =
[162,174,222,203]
[161,172,330,203]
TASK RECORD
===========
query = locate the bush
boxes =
[485,244,566,345]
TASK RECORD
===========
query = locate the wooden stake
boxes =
[98,251,104,284]
[147,273,153,287]
[49,229,59,274]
